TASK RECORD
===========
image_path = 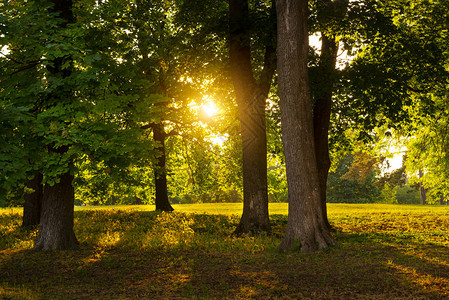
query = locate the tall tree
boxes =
[33,0,79,250]
[133,0,174,211]
[312,34,339,231]
[276,0,335,252]
[311,0,348,231]
[229,0,276,234]
[132,0,225,211]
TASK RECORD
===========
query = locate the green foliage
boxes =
[267,155,287,202]
[327,154,381,203]
[395,185,420,205]
[2,0,448,210]
[379,182,398,204]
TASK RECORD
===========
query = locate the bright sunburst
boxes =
[201,103,218,117]
[201,96,218,117]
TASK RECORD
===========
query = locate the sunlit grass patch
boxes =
[0,212,37,250]
[2,204,449,299]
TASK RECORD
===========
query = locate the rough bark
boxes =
[154,122,174,212]
[34,168,78,250]
[313,34,338,232]
[229,0,276,235]
[22,172,43,227]
[276,0,335,252]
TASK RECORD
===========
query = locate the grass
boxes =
[1,203,449,299]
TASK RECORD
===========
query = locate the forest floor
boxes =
[1,203,449,299]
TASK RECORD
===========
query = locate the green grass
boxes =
[1,203,449,299]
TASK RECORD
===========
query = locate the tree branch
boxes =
[406,85,427,93]
[140,123,156,130]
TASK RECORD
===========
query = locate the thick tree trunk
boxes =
[229,0,275,234]
[22,172,43,227]
[313,34,339,232]
[276,0,335,252]
[153,123,174,212]
[34,169,78,250]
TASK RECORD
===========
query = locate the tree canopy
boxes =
[1,0,448,251]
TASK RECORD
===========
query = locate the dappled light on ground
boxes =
[1,204,449,298]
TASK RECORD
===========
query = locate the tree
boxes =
[131,0,229,211]
[309,0,349,231]
[152,122,174,211]
[1,0,156,249]
[33,0,79,250]
[229,0,276,234]
[276,0,335,252]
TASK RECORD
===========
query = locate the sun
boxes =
[201,96,219,117]
[202,103,218,117]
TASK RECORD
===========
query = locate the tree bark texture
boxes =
[229,0,275,234]
[22,172,43,227]
[34,169,78,250]
[154,122,174,212]
[276,0,335,252]
[313,34,339,232]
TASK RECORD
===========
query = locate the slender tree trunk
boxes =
[22,172,43,227]
[34,165,78,250]
[154,122,174,212]
[313,34,339,232]
[312,0,348,232]
[229,0,276,235]
[418,170,427,205]
[276,0,335,252]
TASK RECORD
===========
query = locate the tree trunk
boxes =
[418,170,426,205]
[234,89,271,234]
[22,172,43,227]
[276,0,335,252]
[229,0,275,235]
[313,34,339,232]
[154,122,174,212]
[34,168,78,250]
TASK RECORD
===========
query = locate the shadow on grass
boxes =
[1,213,449,299]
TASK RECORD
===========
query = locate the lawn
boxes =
[1,203,449,299]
